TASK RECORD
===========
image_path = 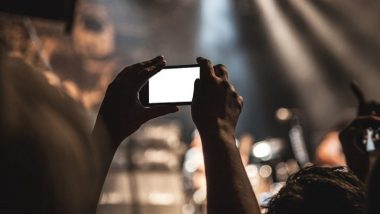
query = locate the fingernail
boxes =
[158,60,166,67]
[153,55,164,61]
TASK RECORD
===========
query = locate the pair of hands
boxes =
[95,56,243,147]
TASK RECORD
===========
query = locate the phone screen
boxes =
[363,127,380,152]
[140,65,200,105]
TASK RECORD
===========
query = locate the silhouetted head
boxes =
[266,166,366,214]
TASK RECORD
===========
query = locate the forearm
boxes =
[339,132,369,182]
[368,155,380,214]
[199,121,260,214]
[89,118,120,207]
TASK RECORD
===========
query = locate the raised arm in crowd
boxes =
[2,51,379,214]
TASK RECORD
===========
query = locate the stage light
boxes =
[148,192,176,205]
[276,108,292,121]
[252,138,285,161]
[256,0,337,125]
[198,0,236,57]
[253,141,272,160]
[246,164,258,178]
[259,165,272,178]
[290,0,380,89]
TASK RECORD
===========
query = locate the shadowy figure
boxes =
[338,83,380,181]
[0,52,177,213]
[338,83,380,214]
[266,166,366,214]
[2,40,374,214]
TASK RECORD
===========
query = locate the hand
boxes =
[339,116,380,180]
[339,82,380,181]
[191,57,243,137]
[95,56,179,146]
[191,58,259,214]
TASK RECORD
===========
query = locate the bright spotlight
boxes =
[253,141,272,160]
[276,108,292,121]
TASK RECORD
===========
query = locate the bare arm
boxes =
[90,56,178,209]
[192,57,260,214]
[368,155,380,214]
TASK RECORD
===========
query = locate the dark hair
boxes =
[266,166,366,214]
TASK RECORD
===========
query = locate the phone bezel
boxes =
[139,64,200,106]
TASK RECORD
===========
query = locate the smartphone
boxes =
[140,64,200,106]
[362,127,380,152]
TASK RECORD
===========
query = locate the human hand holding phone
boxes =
[339,82,380,181]
[94,56,179,147]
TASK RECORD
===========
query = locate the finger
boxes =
[350,82,366,105]
[144,105,179,121]
[132,55,165,70]
[238,95,244,108]
[214,64,228,80]
[115,56,165,81]
[126,60,166,90]
[192,78,201,103]
[136,60,166,87]
[352,116,380,129]
[229,83,237,93]
[197,57,216,81]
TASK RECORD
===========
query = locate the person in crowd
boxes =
[0,50,174,213]
[315,129,346,167]
[265,166,366,214]
[1,37,261,214]
[338,83,380,214]
[177,60,371,214]
[1,17,378,214]
[338,83,380,181]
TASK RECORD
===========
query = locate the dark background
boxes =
[1,0,380,157]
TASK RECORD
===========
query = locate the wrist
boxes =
[197,118,237,147]
[92,116,121,150]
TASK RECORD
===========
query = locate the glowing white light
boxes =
[256,0,338,124]
[253,142,272,159]
[148,192,175,205]
[198,0,236,57]
[290,0,380,83]
[259,165,273,178]
[276,108,292,121]
[246,164,258,178]
[193,187,207,204]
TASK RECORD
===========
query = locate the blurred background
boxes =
[1,0,380,213]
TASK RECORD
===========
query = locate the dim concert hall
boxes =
[1,0,380,213]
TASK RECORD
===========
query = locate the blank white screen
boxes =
[149,67,200,104]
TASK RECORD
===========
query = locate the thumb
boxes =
[192,78,201,103]
[144,105,179,121]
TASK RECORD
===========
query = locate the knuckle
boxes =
[239,96,244,105]
[201,58,212,67]
[214,64,225,69]
[214,64,228,74]
[229,83,237,92]
[220,80,230,88]
[231,91,239,98]
[141,68,149,74]
[218,64,228,71]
